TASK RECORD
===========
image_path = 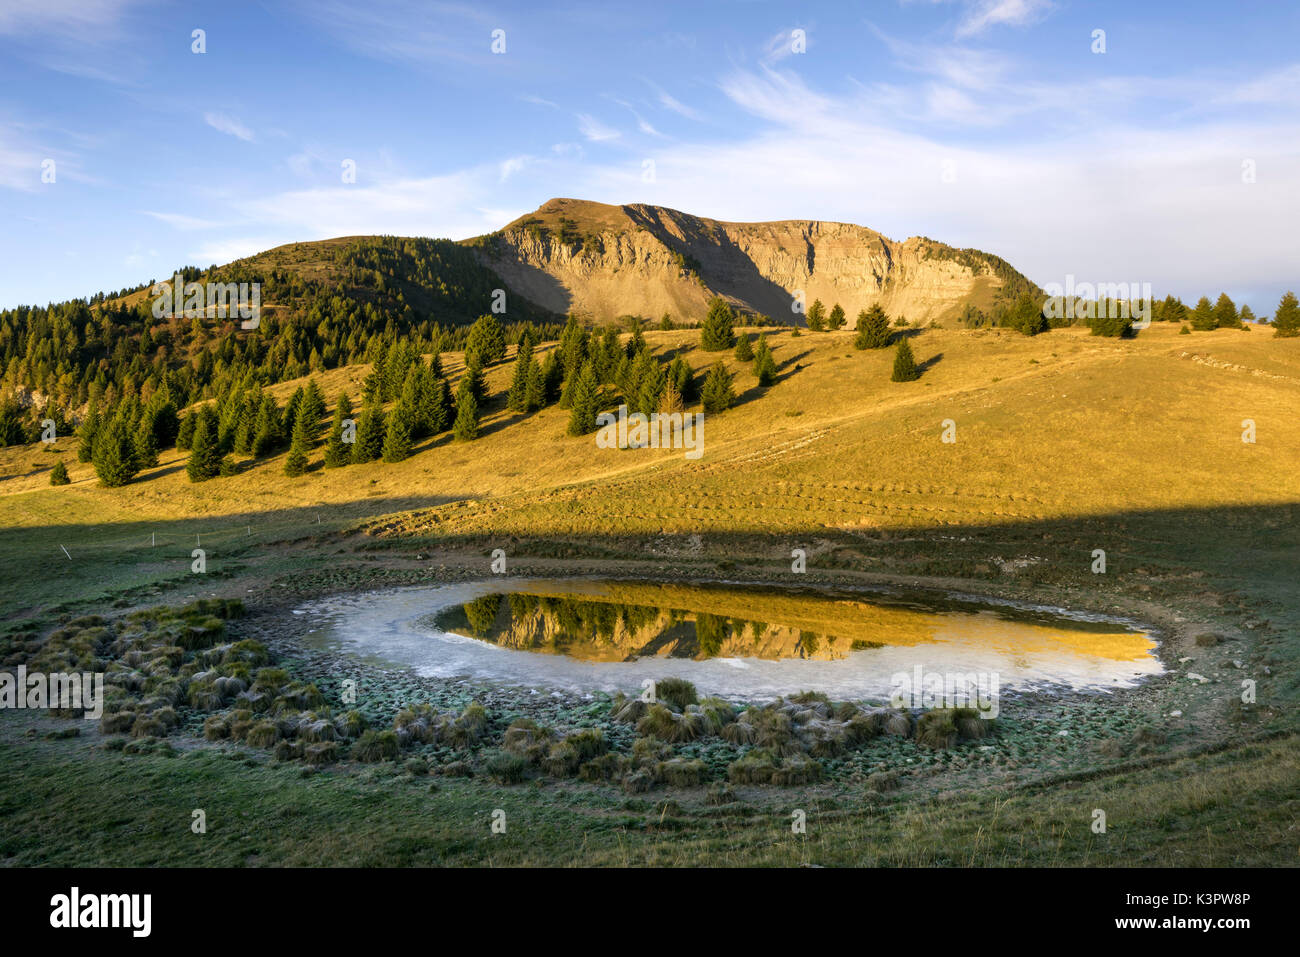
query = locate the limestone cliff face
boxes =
[470,198,1026,324]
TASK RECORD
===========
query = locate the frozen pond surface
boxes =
[297,578,1163,701]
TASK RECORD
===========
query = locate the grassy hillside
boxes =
[2,320,1297,866]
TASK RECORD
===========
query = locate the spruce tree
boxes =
[452,389,479,441]
[77,409,100,463]
[1190,296,1217,331]
[133,414,159,469]
[461,356,487,404]
[1212,292,1240,329]
[301,377,327,430]
[465,313,507,366]
[251,395,284,456]
[567,360,600,436]
[381,397,415,462]
[754,334,777,386]
[891,338,920,382]
[284,403,313,476]
[1272,291,1300,337]
[806,299,826,332]
[734,333,754,362]
[700,298,735,351]
[506,339,533,412]
[854,305,893,349]
[429,375,453,433]
[524,357,546,411]
[323,392,353,468]
[353,399,386,463]
[49,460,70,486]
[827,303,846,331]
[176,410,195,450]
[93,413,139,487]
[186,410,221,483]
[701,361,736,414]
[541,350,564,403]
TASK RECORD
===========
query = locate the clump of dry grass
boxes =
[654,676,698,711]
[657,757,708,787]
[353,729,399,762]
[636,704,703,743]
[502,717,555,761]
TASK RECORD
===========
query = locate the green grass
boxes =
[0,726,1294,866]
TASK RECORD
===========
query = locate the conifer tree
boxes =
[381,396,415,463]
[284,402,313,476]
[465,313,507,366]
[567,360,600,436]
[701,361,736,414]
[251,394,284,456]
[1190,296,1217,330]
[1272,291,1300,337]
[891,338,920,382]
[461,356,487,404]
[94,413,139,487]
[524,357,546,411]
[700,298,735,351]
[542,349,564,402]
[754,334,778,386]
[734,333,754,362]
[854,305,893,349]
[323,392,353,468]
[176,410,195,450]
[133,414,159,469]
[77,409,100,463]
[301,377,327,430]
[827,303,846,331]
[452,388,479,441]
[353,399,386,463]
[659,378,684,414]
[806,299,826,332]
[506,339,533,412]
[1212,292,1240,329]
[186,409,221,482]
[49,460,70,486]
[428,374,453,433]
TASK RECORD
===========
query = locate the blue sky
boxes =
[2,0,1298,313]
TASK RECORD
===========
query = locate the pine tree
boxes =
[827,303,846,331]
[176,410,195,450]
[891,338,920,382]
[734,333,754,361]
[452,389,479,441]
[251,394,284,456]
[1273,291,1300,337]
[524,357,545,411]
[1239,305,1257,324]
[284,402,313,477]
[186,409,221,483]
[461,356,487,404]
[667,356,696,402]
[1190,296,1217,331]
[429,375,453,433]
[77,409,100,463]
[754,335,778,386]
[701,361,736,414]
[49,460,70,486]
[323,392,353,468]
[506,339,533,412]
[301,377,327,430]
[133,414,159,469]
[541,350,564,403]
[1012,293,1047,336]
[353,399,386,462]
[700,298,735,351]
[93,413,139,487]
[806,299,826,332]
[659,378,684,414]
[567,360,600,436]
[381,396,415,462]
[465,313,507,366]
[854,305,893,349]
[1212,292,1240,329]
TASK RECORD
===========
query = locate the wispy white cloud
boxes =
[577,114,620,142]
[656,89,703,121]
[204,112,255,142]
[955,0,1052,37]
[143,211,224,230]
